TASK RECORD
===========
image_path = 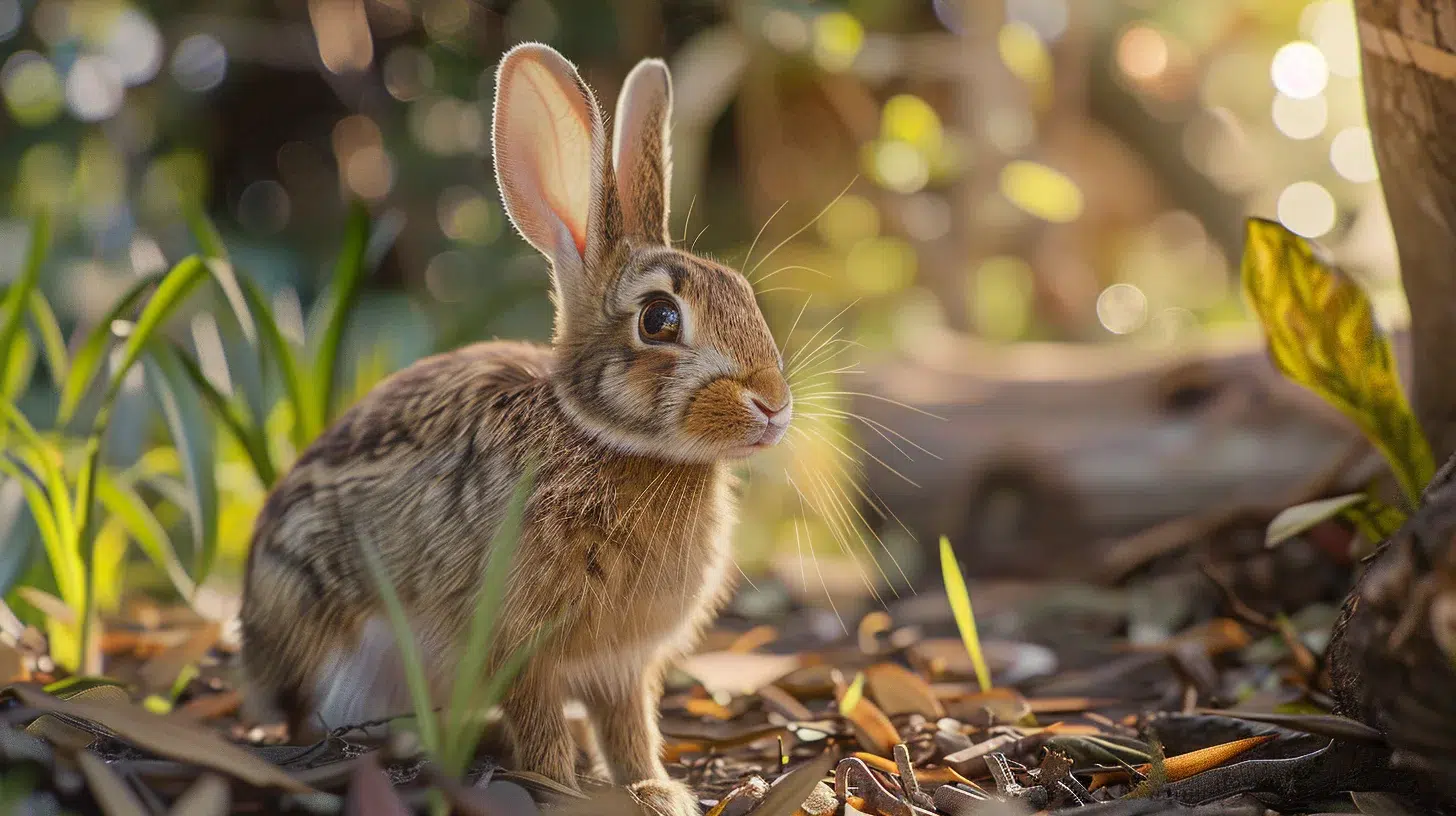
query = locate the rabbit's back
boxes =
[239,340,566,730]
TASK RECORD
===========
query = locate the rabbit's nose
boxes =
[751,395,792,424]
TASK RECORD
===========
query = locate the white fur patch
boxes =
[309,616,414,732]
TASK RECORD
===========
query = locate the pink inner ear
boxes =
[506,59,595,259]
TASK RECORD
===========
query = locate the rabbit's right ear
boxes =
[493,44,621,303]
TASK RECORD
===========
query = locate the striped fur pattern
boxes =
[239,44,790,816]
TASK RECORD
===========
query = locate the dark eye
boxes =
[639,299,682,343]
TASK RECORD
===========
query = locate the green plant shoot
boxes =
[940,535,991,693]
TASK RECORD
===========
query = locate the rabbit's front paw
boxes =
[627,778,700,816]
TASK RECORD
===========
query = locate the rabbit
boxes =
[238,42,792,816]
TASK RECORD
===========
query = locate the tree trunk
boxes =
[1357,0,1456,466]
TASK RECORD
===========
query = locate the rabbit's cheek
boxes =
[682,379,760,445]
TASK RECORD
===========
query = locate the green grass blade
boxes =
[184,202,229,261]
[0,402,76,548]
[238,276,309,453]
[445,631,540,777]
[312,201,372,433]
[939,535,992,693]
[27,290,69,386]
[95,468,196,600]
[57,271,165,425]
[98,256,209,412]
[141,349,219,584]
[0,458,72,605]
[0,210,51,390]
[355,522,440,754]
[2,332,36,401]
[442,465,534,771]
[160,340,276,486]
[0,478,38,597]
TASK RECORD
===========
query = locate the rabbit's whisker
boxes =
[796,420,920,489]
[798,408,937,462]
[808,467,901,600]
[796,465,884,604]
[790,493,848,636]
[691,223,710,252]
[785,301,860,370]
[754,264,831,287]
[786,472,861,628]
[794,392,947,421]
[789,339,863,383]
[746,176,859,280]
[678,195,697,245]
[743,200,789,275]
[775,295,813,357]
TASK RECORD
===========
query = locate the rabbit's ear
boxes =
[613,58,672,244]
[493,44,621,296]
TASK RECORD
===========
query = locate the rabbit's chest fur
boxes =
[241,340,737,725]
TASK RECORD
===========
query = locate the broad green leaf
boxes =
[0,211,50,390]
[357,524,440,755]
[238,276,308,454]
[162,341,276,487]
[58,271,165,425]
[312,201,372,433]
[143,349,219,584]
[940,535,991,693]
[95,468,196,599]
[442,465,534,773]
[1265,494,1368,548]
[2,332,35,401]
[91,517,128,612]
[1241,218,1433,505]
[27,290,68,386]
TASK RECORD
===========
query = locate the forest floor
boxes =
[0,529,1422,816]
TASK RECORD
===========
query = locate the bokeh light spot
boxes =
[881,95,942,153]
[972,255,1034,341]
[1330,126,1378,182]
[999,160,1083,223]
[103,9,164,86]
[846,237,916,295]
[66,56,124,122]
[818,194,880,250]
[998,21,1052,89]
[1270,41,1327,100]
[873,140,929,194]
[1271,92,1326,140]
[813,11,864,72]
[1117,25,1168,81]
[1096,283,1148,334]
[1277,181,1337,237]
[2,52,64,126]
[171,34,228,92]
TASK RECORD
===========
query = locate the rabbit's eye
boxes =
[639,299,682,343]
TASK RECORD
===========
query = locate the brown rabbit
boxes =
[238,43,792,815]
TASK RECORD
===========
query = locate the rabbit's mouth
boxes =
[723,420,790,459]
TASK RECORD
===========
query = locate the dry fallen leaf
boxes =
[943,687,1032,726]
[727,625,778,653]
[836,687,900,756]
[13,685,311,792]
[754,750,837,816]
[865,662,945,719]
[678,651,802,696]
[1088,733,1277,790]
[850,752,975,787]
[139,621,221,696]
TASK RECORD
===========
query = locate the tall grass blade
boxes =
[95,469,196,600]
[939,536,991,693]
[57,271,165,424]
[142,351,219,584]
[2,333,35,401]
[442,465,534,772]
[99,257,209,411]
[355,522,440,755]
[161,341,276,486]
[27,291,69,386]
[0,210,51,389]
[183,208,266,429]
[1,402,76,548]
[0,478,37,597]
[237,276,308,452]
[312,201,372,434]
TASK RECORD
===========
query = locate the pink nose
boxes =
[752,397,787,422]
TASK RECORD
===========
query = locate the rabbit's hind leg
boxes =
[301,616,416,739]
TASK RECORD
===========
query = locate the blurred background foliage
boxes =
[0,0,1407,654]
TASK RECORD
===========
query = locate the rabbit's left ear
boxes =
[613,58,672,244]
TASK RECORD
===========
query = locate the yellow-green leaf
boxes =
[838,671,865,717]
[1241,218,1433,505]
[1265,493,1367,548]
[939,535,991,693]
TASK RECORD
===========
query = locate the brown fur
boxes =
[239,44,788,816]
